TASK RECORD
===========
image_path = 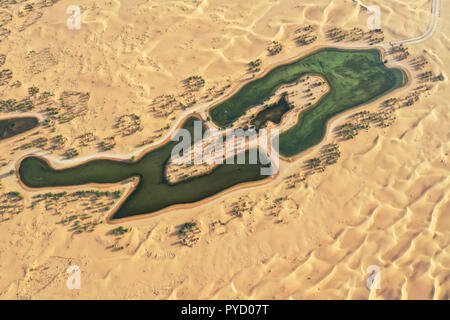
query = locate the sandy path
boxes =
[0,0,447,300]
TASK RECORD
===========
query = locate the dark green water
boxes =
[251,94,292,130]
[209,48,405,157]
[18,48,406,219]
[19,117,270,219]
[0,117,39,141]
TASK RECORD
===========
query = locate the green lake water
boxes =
[18,48,406,219]
[251,94,292,130]
[19,118,270,219]
[0,117,39,141]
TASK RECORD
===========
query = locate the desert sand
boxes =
[0,0,448,299]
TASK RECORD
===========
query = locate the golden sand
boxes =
[0,0,448,299]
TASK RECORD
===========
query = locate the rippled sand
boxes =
[0,0,448,299]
